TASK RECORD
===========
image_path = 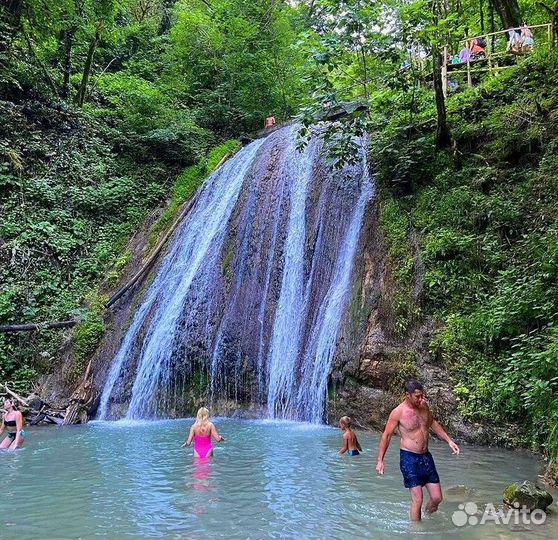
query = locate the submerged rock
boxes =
[503,481,554,511]
[444,485,477,502]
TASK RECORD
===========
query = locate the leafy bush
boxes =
[375,54,558,462]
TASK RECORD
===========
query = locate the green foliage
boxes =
[376,51,558,462]
[379,197,421,337]
[388,351,420,393]
[0,100,177,388]
[149,139,240,245]
[72,295,106,381]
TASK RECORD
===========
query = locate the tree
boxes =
[538,1,558,45]
[76,0,115,107]
[491,0,522,29]
[431,0,451,148]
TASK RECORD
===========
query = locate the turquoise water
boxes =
[0,419,556,540]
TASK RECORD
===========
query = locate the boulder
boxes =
[503,481,554,511]
[328,386,399,430]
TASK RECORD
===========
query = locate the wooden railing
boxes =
[442,23,554,96]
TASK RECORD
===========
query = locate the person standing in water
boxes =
[338,416,362,456]
[182,407,224,458]
[375,380,460,521]
[0,398,26,449]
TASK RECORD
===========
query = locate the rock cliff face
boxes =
[40,133,509,446]
[327,193,515,446]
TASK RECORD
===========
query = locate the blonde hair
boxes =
[339,415,352,428]
[195,407,210,425]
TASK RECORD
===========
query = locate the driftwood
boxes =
[29,411,47,425]
[2,383,29,406]
[0,320,76,333]
[1,386,73,426]
[45,414,65,425]
[63,360,96,425]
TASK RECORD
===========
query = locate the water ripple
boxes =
[0,420,555,540]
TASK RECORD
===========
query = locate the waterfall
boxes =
[98,126,374,421]
[98,138,266,419]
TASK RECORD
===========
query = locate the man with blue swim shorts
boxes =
[375,380,460,521]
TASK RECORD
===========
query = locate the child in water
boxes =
[338,416,362,456]
[182,407,225,458]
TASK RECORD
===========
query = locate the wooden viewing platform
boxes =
[442,23,554,97]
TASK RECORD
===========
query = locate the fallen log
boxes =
[45,414,64,425]
[0,320,76,333]
[105,194,197,308]
[63,360,95,425]
[29,411,47,425]
[2,383,30,406]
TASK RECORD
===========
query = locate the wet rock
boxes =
[230,406,266,420]
[444,485,476,502]
[328,386,398,430]
[503,481,554,511]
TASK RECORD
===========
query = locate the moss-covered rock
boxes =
[503,481,553,511]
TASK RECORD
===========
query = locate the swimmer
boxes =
[376,379,460,521]
[338,415,362,456]
[182,407,224,458]
[0,398,26,450]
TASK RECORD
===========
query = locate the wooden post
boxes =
[442,46,448,97]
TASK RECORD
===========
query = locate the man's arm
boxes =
[376,408,400,474]
[431,419,460,454]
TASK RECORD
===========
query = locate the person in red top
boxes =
[264,114,276,129]
[470,37,486,57]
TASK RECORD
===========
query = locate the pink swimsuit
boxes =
[193,434,213,458]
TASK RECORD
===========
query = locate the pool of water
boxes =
[0,419,556,540]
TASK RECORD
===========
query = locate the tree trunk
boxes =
[538,2,558,46]
[432,45,452,149]
[489,0,496,52]
[158,0,177,34]
[491,0,522,29]
[0,0,24,52]
[60,27,76,99]
[77,29,100,107]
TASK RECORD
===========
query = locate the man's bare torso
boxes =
[397,401,433,454]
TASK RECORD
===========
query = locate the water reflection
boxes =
[192,456,213,492]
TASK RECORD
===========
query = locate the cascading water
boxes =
[98,126,374,422]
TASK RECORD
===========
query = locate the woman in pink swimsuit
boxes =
[182,407,225,457]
